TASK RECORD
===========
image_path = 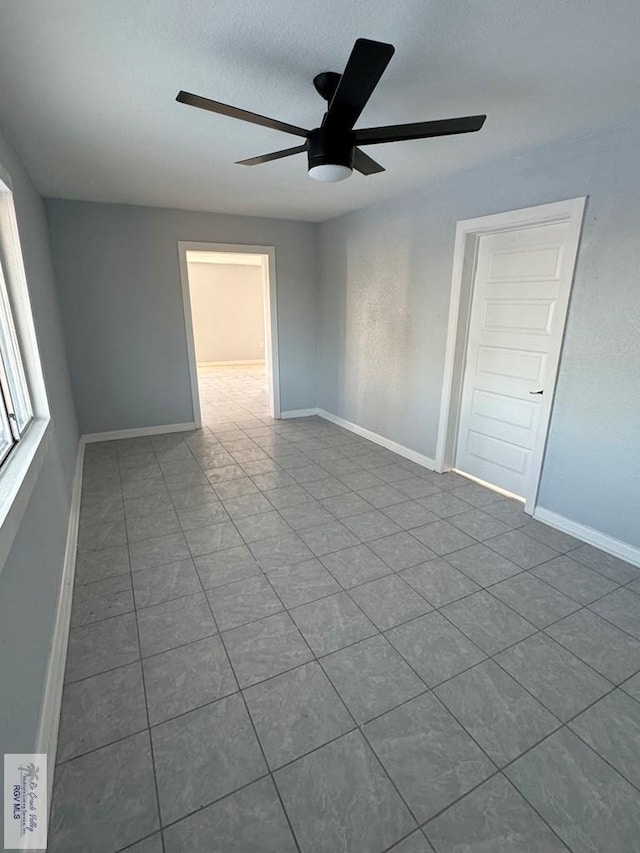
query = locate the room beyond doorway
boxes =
[178,242,280,424]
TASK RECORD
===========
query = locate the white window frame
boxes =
[0,162,51,571]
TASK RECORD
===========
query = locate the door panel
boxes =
[455,222,572,497]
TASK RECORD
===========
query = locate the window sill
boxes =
[0,417,51,572]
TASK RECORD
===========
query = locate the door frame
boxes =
[434,197,587,513]
[177,241,281,426]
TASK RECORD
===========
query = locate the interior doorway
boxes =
[435,197,586,513]
[178,241,280,424]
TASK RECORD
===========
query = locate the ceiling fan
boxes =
[176,38,486,183]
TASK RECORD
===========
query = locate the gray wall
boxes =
[46,200,317,432]
[0,125,79,761]
[318,120,640,548]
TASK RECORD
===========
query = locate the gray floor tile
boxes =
[490,572,580,628]
[570,543,640,583]
[590,588,640,638]
[368,531,437,570]
[495,633,611,721]
[48,732,159,853]
[448,508,512,541]
[278,500,336,529]
[163,777,297,853]
[321,491,374,518]
[122,833,164,853]
[207,574,283,630]
[341,509,403,542]
[132,558,201,608]
[205,463,245,484]
[213,476,259,500]
[224,611,313,687]
[245,661,353,768]
[505,728,640,853]
[519,519,582,553]
[251,470,296,490]
[264,483,314,509]
[449,482,502,508]
[388,831,433,852]
[394,477,442,500]
[124,489,173,521]
[126,509,182,543]
[321,543,392,588]
[152,693,267,825]
[387,611,486,687]
[70,573,133,626]
[267,558,341,607]
[291,592,377,656]
[65,612,139,682]
[400,559,480,607]
[570,689,640,789]
[129,532,190,571]
[275,730,415,853]
[381,501,440,530]
[411,520,476,556]
[435,660,559,766]
[322,634,426,723]
[445,543,521,586]
[442,591,536,655]
[137,592,217,656]
[302,476,351,499]
[222,492,273,520]
[297,520,361,556]
[170,482,218,510]
[424,774,567,853]
[482,497,529,528]
[184,520,244,556]
[356,484,408,508]
[349,574,432,630]
[143,634,237,724]
[364,692,495,823]
[57,662,147,762]
[546,608,640,683]
[195,544,262,588]
[77,516,127,551]
[176,499,229,530]
[249,531,314,570]
[486,530,559,569]
[418,492,472,518]
[339,470,386,490]
[531,555,618,604]
[75,543,130,584]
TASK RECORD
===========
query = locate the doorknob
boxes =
[529,390,544,395]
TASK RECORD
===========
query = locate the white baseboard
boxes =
[316,408,437,471]
[198,360,265,367]
[36,440,85,807]
[280,408,320,419]
[534,506,640,568]
[83,422,198,443]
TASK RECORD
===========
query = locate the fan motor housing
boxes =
[307,127,354,171]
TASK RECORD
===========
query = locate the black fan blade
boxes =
[237,145,307,166]
[323,39,395,132]
[353,148,385,175]
[355,115,486,145]
[176,91,309,138]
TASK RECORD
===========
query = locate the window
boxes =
[0,257,33,466]
[0,164,50,565]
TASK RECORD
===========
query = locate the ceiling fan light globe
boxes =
[308,164,353,182]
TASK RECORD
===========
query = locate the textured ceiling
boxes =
[1,0,639,222]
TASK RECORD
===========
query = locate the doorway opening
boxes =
[435,197,586,514]
[178,242,280,426]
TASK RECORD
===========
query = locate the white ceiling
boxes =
[1,1,639,223]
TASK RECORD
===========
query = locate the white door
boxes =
[455,221,574,498]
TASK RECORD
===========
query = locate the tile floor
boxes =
[49,365,640,852]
